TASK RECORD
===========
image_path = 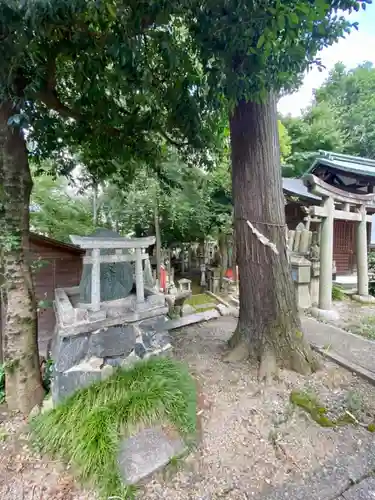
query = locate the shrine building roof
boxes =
[309,151,375,179]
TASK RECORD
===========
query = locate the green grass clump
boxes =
[31,357,197,499]
[332,285,345,301]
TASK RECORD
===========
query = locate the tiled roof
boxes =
[309,151,375,178]
[282,178,321,202]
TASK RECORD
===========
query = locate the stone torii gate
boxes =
[303,174,375,315]
[70,234,155,312]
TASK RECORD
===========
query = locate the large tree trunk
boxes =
[218,230,228,290]
[227,95,316,378]
[154,202,162,281]
[0,101,44,413]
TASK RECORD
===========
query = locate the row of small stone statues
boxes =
[287,222,320,260]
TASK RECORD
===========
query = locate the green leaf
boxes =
[289,12,299,25]
[106,3,116,18]
[257,34,265,49]
[277,15,285,30]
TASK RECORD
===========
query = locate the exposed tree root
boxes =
[227,326,242,349]
[258,350,278,382]
[224,323,320,378]
[222,340,250,362]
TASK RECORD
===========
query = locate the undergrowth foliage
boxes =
[31,357,197,499]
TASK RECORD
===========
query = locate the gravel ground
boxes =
[139,316,375,500]
[2,315,375,500]
[330,298,375,338]
[0,409,96,500]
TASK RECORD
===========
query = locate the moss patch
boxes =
[290,389,357,428]
[31,357,197,499]
[186,293,218,312]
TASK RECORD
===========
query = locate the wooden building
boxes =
[283,151,375,275]
[0,233,84,355]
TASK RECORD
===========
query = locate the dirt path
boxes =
[2,315,375,500]
[0,409,96,500]
[140,316,375,500]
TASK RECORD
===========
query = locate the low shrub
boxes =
[31,357,197,499]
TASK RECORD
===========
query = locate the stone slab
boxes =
[118,426,184,484]
[53,334,90,372]
[302,316,375,378]
[52,367,102,403]
[313,346,375,385]
[87,325,136,358]
[342,478,375,499]
[58,305,168,337]
[215,304,239,317]
[258,437,375,500]
[206,291,231,308]
[163,309,221,331]
[138,315,168,332]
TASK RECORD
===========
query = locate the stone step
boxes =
[162,310,221,332]
[118,426,185,485]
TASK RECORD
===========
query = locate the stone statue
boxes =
[309,233,320,261]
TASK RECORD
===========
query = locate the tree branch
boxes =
[159,129,188,148]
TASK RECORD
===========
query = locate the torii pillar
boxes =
[303,175,375,317]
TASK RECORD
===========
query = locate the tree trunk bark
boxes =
[0,101,44,413]
[154,202,162,281]
[218,230,228,290]
[227,95,316,377]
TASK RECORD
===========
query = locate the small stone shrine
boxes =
[52,229,170,404]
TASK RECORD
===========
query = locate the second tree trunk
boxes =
[228,95,316,377]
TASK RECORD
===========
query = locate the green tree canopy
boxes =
[30,172,95,242]
[281,61,375,176]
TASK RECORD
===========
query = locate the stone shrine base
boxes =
[52,286,170,403]
[309,307,340,322]
[52,315,171,403]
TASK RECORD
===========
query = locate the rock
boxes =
[104,356,124,367]
[142,331,171,350]
[134,343,147,358]
[138,315,168,332]
[88,325,136,358]
[121,350,140,370]
[144,343,173,359]
[215,304,238,317]
[182,304,196,316]
[118,426,185,485]
[53,334,90,372]
[101,364,114,380]
[86,356,104,370]
[52,361,103,403]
